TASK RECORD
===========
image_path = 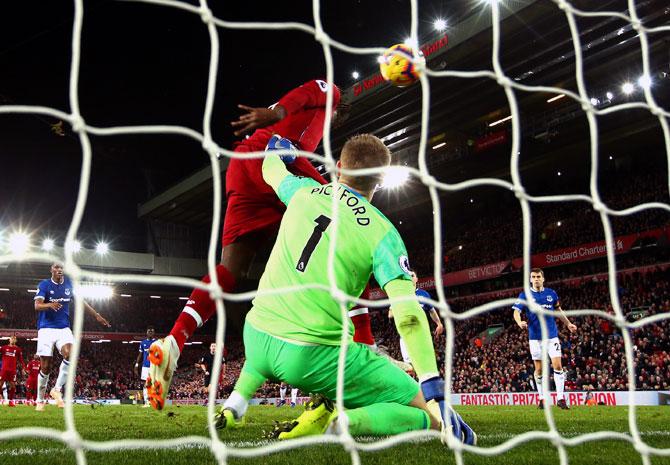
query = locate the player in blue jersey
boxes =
[33,262,111,411]
[512,268,577,410]
[389,271,444,368]
[135,327,156,407]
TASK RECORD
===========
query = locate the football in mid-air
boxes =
[379,44,425,87]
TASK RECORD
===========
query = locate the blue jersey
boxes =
[512,287,560,340]
[34,277,74,330]
[139,339,156,368]
[415,288,433,315]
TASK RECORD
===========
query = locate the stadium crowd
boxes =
[405,170,669,275]
[2,265,668,401]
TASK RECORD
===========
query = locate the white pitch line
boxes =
[1,431,669,455]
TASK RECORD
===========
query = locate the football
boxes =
[379,43,425,87]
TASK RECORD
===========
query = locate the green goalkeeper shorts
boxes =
[242,322,420,408]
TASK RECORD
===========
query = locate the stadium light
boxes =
[606,91,614,100]
[95,241,109,255]
[557,221,562,227]
[458,245,463,250]
[65,240,81,253]
[8,232,30,256]
[0,288,10,292]
[75,284,113,300]
[432,142,446,150]
[546,94,565,103]
[638,74,652,90]
[590,97,599,106]
[489,115,512,127]
[403,37,418,48]
[382,166,411,189]
[120,294,132,298]
[609,155,613,160]
[42,238,55,252]
[557,171,562,176]
[351,71,360,80]
[179,297,189,300]
[433,18,447,31]
[469,198,474,204]
[150,295,162,299]
[621,82,635,95]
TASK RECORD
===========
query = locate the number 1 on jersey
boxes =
[296,215,332,272]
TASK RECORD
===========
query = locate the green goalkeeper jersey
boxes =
[246,154,413,345]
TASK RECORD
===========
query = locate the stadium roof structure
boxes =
[138,0,669,227]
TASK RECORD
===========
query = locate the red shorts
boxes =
[222,144,327,246]
[0,370,16,383]
[26,380,37,391]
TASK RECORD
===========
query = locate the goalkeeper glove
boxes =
[265,134,297,164]
[421,376,477,445]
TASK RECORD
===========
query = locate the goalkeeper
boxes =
[215,134,475,443]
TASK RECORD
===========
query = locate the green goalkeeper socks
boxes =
[345,403,430,435]
[234,363,268,400]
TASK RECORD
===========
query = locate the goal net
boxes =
[0,1,668,465]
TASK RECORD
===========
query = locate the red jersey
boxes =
[0,345,24,373]
[227,79,341,197]
[27,359,41,381]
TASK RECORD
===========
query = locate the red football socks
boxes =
[169,264,236,351]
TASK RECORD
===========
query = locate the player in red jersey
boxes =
[0,335,25,406]
[25,354,41,405]
[147,79,342,410]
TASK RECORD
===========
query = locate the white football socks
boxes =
[554,370,565,400]
[223,391,248,419]
[55,359,70,392]
[534,374,544,400]
[37,371,50,402]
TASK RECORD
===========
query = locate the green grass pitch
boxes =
[1,404,668,465]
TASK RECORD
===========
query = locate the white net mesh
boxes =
[1,0,669,464]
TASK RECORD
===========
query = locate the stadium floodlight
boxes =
[351,71,360,80]
[65,240,81,253]
[637,74,652,90]
[546,94,565,103]
[489,115,512,127]
[609,155,614,160]
[76,284,113,300]
[458,245,463,250]
[606,91,614,100]
[42,238,55,252]
[557,221,562,226]
[433,18,447,31]
[150,295,162,299]
[95,241,109,255]
[621,82,635,95]
[432,142,446,150]
[120,294,132,298]
[8,232,30,257]
[469,198,474,204]
[557,171,562,176]
[590,97,599,106]
[403,37,418,48]
[382,166,411,189]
